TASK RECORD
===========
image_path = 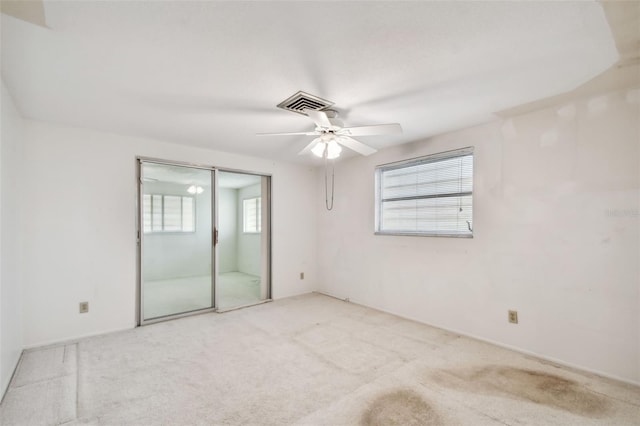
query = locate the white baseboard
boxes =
[22,325,135,351]
[20,291,640,388]
[315,290,640,388]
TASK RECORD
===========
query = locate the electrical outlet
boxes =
[79,302,89,314]
[508,310,518,324]
[300,272,304,280]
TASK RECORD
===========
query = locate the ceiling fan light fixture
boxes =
[326,140,342,159]
[311,139,342,159]
[311,142,326,158]
[258,108,399,158]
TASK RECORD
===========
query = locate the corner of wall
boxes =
[0,79,26,397]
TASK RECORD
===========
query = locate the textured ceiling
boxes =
[1,1,621,164]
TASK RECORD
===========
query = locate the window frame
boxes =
[374,146,474,238]
[143,193,196,234]
[242,196,262,234]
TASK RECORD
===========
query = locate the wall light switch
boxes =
[300,272,304,280]
[79,302,89,314]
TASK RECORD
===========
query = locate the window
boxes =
[375,147,473,237]
[143,194,195,233]
[243,197,261,233]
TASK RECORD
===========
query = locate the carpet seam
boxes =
[9,374,75,389]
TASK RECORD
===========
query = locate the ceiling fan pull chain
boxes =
[324,156,335,211]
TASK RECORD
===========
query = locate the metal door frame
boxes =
[136,157,272,326]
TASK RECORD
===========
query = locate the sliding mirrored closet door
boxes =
[138,160,271,324]
[216,171,271,310]
[139,161,214,322]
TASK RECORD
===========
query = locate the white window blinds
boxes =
[163,195,182,231]
[243,197,261,233]
[375,147,473,237]
[142,194,195,233]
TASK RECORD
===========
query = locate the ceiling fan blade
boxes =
[337,136,377,156]
[257,131,319,136]
[338,123,402,136]
[298,138,322,155]
[305,110,332,128]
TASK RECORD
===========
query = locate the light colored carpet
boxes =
[0,345,77,425]
[2,293,639,425]
[143,272,262,319]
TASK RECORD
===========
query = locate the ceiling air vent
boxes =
[277,91,334,115]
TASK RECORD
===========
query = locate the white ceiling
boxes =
[1,1,620,165]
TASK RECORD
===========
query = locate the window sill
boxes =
[374,231,473,238]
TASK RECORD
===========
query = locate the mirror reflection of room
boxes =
[141,163,268,320]
[217,171,267,310]
[141,163,213,320]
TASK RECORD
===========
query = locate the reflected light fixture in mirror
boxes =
[187,185,204,194]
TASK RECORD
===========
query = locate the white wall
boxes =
[21,121,317,347]
[143,181,212,280]
[218,187,238,273]
[237,183,262,277]
[0,81,25,395]
[316,87,640,384]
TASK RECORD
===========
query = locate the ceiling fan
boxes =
[257,109,402,159]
